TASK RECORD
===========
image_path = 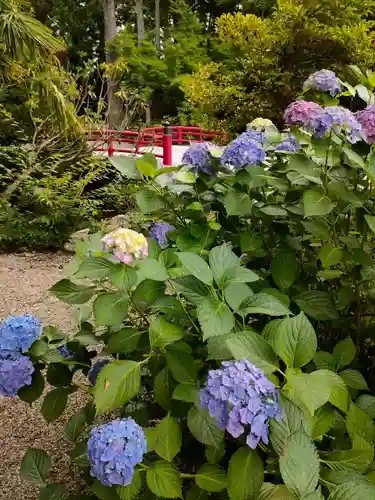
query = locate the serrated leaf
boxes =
[41,388,70,422]
[303,189,334,216]
[284,370,331,415]
[364,215,375,234]
[110,156,140,179]
[356,395,375,419]
[313,405,335,439]
[154,415,182,461]
[205,444,225,464]
[258,483,295,499]
[70,440,90,467]
[107,328,142,354]
[117,470,142,500]
[94,361,140,413]
[178,252,213,285]
[195,464,227,492]
[227,447,264,500]
[49,279,96,305]
[333,338,356,370]
[136,188,165,213]
[91,481,121,500]
[149,316,183,349]
[20,448,52,486]
[209,245,239,285]
[327,482,375,500]
[240,292,290,316]
[222,266,259,286]
[279,429,319,497]
[294,291,338,320]
[224,282,253,311]
[188,407,224,449]
[314,351,336,371]
[319,245,343,268]
[172,384,198,403]
[197,297,235,339]
[346,402,375,444]
[94,292,128,326]
[322,447,374,473]
[165,351,197,384]
[146,461,182,498]
[271,250,298,291]
[340,369,368,390]
[224,190,252,216]
[171,276,211,305]
[207,335,232,361]
[74,257,114,280]
[18,370,45,403]
[137,258,169,281]
[64,411,86,442]
[154,367,174,410]
[39,483,67,500]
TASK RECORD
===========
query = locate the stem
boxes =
[181,473,195,479]
[137,463,149,470]
[129,296,150,325]
[72,382,93,395]
[361,224,368,250]
[355,285,361,354]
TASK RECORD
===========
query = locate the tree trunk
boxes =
[101,0,122,128]
[135,0,145,47]
[155,0,161,52]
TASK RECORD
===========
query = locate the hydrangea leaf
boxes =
[94,361,140,413]
[73,256,115,280]
[172,384,199,403]
[154,367,175,410]
[284,370,331,415]
[279,429,319,498]
[177,252,213,285]
[41,387,70,422]
[312,405,335,440]
[107,328,142,354]
[238,293,291,317]
[165,351,197,384]
[93,292,129,326]
[186,485,209,500]
[39,483,68,500]
[205,444,226,464]
[135,188,166,213]
[18,369,45,403]
[91,481,121,500]
[197,297,235,339]
[117,470,142,500]
[195,463,228,492]
[109,156,141,180]
[20,448,52,486]
[356,395,375,419]
[64,410,86,442]
[149,316,183,349]
[271,250,298,291]
[227,447,264,500]
[146,461,182,498]
[327,482,375,500]
[346,402,375,444]
[154,415,182,461]
[319,244,343,268]
[258,483,295,499]
[294,290,338,320]
[187,407,224,449]
[49,279,96,305]
[333,338,356,370]
[209,244,239,285]
[339,369,368,390]
[222,266,259,286]
[303,189,334,217]
[171,276,211,305]
[224,189,252,216]
[137,258,169,282]
[321,446,374,473]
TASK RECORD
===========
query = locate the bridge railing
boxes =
[87,124,226,166]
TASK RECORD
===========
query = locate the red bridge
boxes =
[87,124,226,166]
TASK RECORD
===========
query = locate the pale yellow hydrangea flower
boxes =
[102,228,148,264]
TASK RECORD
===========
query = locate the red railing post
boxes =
[163,122,173,166]
[177,126,183,145]
[108,135,114,157]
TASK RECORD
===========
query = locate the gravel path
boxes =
[0,253,87,500]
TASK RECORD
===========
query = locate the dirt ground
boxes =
[0,252,88,500]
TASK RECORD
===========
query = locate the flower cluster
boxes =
[355,104,375,144]
[303,69,342,96]
[88,359,110,385]
[310,106,363,143]
[200,360,281,449]
[284,100,322,127]
[275,136,300,153]
[220,132,266,169]
[102,228,148,265]
[0,315,41,396]
[248,118,274,131]
[149,222,175,249]
[58,345,73,359]
[87,418,147,486]
[181,142,212,174]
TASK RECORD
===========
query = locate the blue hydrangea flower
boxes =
[275,136,300,153]
[182,142,213,174]
[58,346,73,359]
[87,418,147,486]
[220,133,266,169]
[242,129,265,144]
[88,359,110,386]
[200,360,281,449]
[0,355,34,396]
[303,69,342,96]
[149,222,175,249]
[309,106,363,143]
[0,315,41,358]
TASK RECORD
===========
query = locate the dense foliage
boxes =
[2,72,375,499]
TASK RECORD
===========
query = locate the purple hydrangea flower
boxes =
[87,418,147,486]
[58,346,73,359]
[0,355,34,396]
[275,136,300,153]
[355,104,375,144]
[309,106,363,143]
[0,315,41,358]
[242,129,265,144]
[182,142,213,174]
[303,69,342,97]
[200,360,281,449]
[149,222,175,249]
[284,101,322,127]
[88,359,110,386]
[220,132,266,169]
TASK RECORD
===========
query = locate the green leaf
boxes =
[18,370,45,403]
[272,312,317,368]
[279,429,319,498]
[209,245,239,284]
[225,282,253,311]
[94,361,140,413]
[166,351,197,384]
[133,280,165,309]
[136,188,166,213]
[64,411,86,442]
[271,250,298,291]
[224,190,252,216]
[149,316,183,349]
[107,328,142,354]
[91,481,121,500]
[136,158,157,178]
[327,371,350,412]
[146,461,182,498]
[364,215,375,234]
[70,440,90,467]
[20,448,52,486]
[197,297,235,339]
[178,252,213,285]
[74,257,114,280]
[41,388,70,422]
[117,471,142,500]
[50,279,96,305]
[227,447,264,500]
[260,205,288,216]
[340,369,368,390]
[94,292,128,326]
[195,464,227,492]
[327,482,375,500]
[222,266,259,286]
[46,363,73,387]
[239,293,291,316]
[207,335,232,360]
[284,370,331,415]
[39,484,67,500]
[258,483,294,499]
[154,367,175,410]
[154,415,182,461]
[303,189,334,216]
[137,258,169,281]
[226,330,279,375]
[270,396,310,455]
[172,384,198,403]
[333,338,356,370]
[312,405,335,439]
[294,291,338,320]
[319,245,343,268]
[186,485,209,500]
[110,156,141,179]
[172,276,211,305]
[321,447,374,473]
[302,219,331,240]
[346,402,375,444]
[205,444,226,464]
[314,351,336,371]
[188,406,224,449]
[356,395,375,419]
[151,296,184,317]
[109,265,138,290]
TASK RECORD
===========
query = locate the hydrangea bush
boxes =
[8,69,375,499]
